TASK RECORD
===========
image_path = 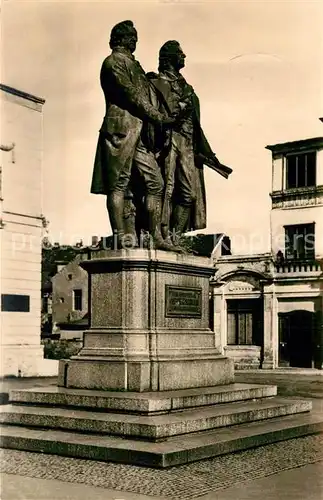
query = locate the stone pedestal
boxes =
[58,249,234,391]
[4,255,318,468]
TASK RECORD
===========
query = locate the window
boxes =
[227,311,253,345]
[68,273,73,280]
[73,289,82,311]
[227,299,263,346]
[1,294,30,312]
[286,152,316,189]
[285,223,315,260]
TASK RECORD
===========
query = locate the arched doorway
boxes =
[278,310,315,368]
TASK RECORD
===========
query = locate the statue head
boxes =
[158,40,186,72]
[109,20,138,53]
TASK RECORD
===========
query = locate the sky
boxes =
[2,0,323,253]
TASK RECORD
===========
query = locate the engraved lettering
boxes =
[165,286,202,318]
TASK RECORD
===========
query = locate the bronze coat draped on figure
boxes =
[91,46,165,196]
[90,21,181,251]
[149,72,212,231]
[148,41,232,238]
[91,28,231,251]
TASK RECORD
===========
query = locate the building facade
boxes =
[212,135,323,369]
[51,255,88,332]
[0,84,57,376]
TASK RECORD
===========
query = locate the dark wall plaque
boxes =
[165,286,202,318]
[1,294,30,312]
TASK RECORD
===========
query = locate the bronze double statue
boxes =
[91,20,232,252]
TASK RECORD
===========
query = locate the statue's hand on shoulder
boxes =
[161,113,177,127]
[152,111,178,127]
[149,109,175,126]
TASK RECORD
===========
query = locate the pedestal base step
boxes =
[8,383,277,414]
[1,411,322,468]
[0,398,312,440]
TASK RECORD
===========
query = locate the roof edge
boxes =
[0,83,45,105]
[266,136,323,153]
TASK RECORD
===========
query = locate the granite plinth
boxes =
[2,412,322,467]
[58,249,234,392]
[2,382,321,467]
[8,383,277,414]
[0,398,312,440]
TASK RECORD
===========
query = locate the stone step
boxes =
[8,383,277,414]
[0,398,311,440]
[1,410,322,467]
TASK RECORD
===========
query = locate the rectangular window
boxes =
[285,223,315,260]
[227,311,254,345]
[73,289,82,311]
[1,294,30,312]
[227,300,262,346]
[286,152,316,189]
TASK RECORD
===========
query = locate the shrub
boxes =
[42,339,82,360]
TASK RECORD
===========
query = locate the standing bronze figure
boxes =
[91,21,177,250]
[148,41,232,246]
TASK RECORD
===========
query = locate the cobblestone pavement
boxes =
[234,372,323,399]
[1,435,323,499]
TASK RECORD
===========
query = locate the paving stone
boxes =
[1,435,322,499]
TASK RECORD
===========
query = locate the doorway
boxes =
[278,310,315,368]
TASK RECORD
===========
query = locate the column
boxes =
[211,284,225,353]
[262,284,277,369]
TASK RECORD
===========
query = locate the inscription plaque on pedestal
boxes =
[165,285,202,318]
